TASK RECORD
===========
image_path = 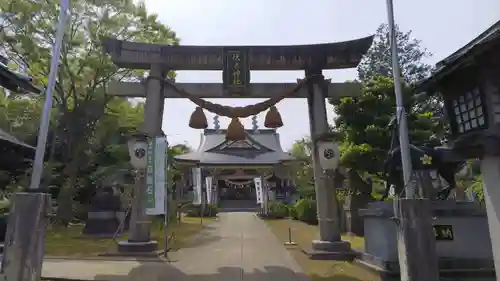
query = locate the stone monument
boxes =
[83,187,125,237]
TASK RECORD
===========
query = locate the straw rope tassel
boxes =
[226,118,246,141]
[264,106,283,128]
[189,107,208,129]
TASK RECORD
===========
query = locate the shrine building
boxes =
[174,117,296,209]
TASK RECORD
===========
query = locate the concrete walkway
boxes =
[42,212,310,281]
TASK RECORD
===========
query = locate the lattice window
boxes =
[452,87,486,133]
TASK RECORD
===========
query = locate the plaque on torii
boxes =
[222,48,250,96]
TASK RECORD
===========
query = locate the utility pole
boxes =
[2,1,70,281]
[385,0,439,280]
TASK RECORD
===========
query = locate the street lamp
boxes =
[118,132,158,254]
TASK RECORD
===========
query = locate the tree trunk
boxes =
[55,184,74,226]
[55,155,80,226]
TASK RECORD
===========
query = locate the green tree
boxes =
[0,88,43,189]
[288,138,316,198]
[0,88,43,143]
[167,143,191,195]
[357,24,444,119]
[357,23,432,84]
[329,24,445,182]
[331,76,444,178]
[0,0,179,223]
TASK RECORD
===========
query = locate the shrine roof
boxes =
[0,59,41,94]
[174,129,294,165]
[416,20,500,92]
[0,128,34,151]
[102,36,374,70]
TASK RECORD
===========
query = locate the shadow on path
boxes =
[95,262,312,281]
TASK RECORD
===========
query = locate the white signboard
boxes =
[254,177,263,204]
[206,176,213,204]
[192,167,202,205]
[145,136,167,215]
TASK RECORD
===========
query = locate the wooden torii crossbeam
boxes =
[107,81,361,99]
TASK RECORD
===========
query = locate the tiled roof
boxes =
[416,20,500,91]
[0,60,41,94]
[0,128,34,150]
[175,129,294,165]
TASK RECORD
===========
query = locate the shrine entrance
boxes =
[218,179,257,211]
[103,36,373,252]
[218,176,257,201]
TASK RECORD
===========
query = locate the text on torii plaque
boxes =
[223,48,250,95]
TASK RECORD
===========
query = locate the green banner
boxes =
[145,138,155,209]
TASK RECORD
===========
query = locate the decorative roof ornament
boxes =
[213,115,220,131]
[251,115,259,132]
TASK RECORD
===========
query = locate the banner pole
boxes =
[164,137,169,258]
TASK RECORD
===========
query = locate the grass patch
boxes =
[265,219,381,281]
[44,217,204,257]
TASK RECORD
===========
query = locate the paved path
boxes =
[42,212,309,281]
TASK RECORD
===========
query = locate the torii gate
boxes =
[103,35,373,257]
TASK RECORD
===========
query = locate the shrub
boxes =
[153,200,183,224]
[294,198,317,225]
[267,201,289,219]
[289,204,298,220]
[0,199,10,215]
[183,203,218,217]
[0,214,8,242]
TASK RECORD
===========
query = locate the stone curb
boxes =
[44,255,168,262]
[41,277,108,281]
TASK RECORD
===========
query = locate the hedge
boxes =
[266,201,289,219]
[183,203,218,217]
[294,198,317,225]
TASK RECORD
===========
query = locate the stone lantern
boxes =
[441,86,496,158]
[127,133,149,169]
[316,136,341,171]
[416,21,500,279]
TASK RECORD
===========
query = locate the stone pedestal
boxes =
[2,192,50,281]
[82,188,125,238]
[83,211,123,238]
[481,155,500,280]
[355,201,495,279]
[117,240,158,254]
[302,240,354,260]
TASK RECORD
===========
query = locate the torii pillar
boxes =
[304,69,352,258]
[119,65,166,253]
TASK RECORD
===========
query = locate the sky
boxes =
[140,0,500,150]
